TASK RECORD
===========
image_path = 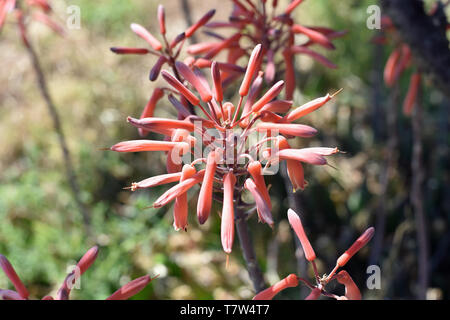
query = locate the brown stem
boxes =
[235,205,266,293]
[369,82,399,265]
[411,87,429,300]
[24,40,91,233]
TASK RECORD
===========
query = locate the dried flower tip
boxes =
[161,70,200,106]
[287,209,316,261]
[130,23,162,51]
[337,227,375,267]
[239,44,262,97]
[253,274,299,300]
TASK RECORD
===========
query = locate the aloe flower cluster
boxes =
[0,0,64,46]
[110,43,340,254]
[0,246,156,300]
[379,3,449,115]
[252,209,374,300]
[199,0,346,99]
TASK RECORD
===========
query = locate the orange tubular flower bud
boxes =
[204,33,241,60]
[221,172,236,254]
[292,24,335,50]
[287,160,306,192]
[251,81,285,113]
[283,90,340,122]
[0,255,29,299]
[384,47,401,87]
[285,0,304,15]
[336,227,375,267]
[106,275,154,300]
[305,287,321,300]
[244,178,273,226]
[260,100,293,113]
[129,117,195,132]
[276,149,328,165]
[161,70,200,106]
[283,48,296,100]
[138,88,165,136]
[403,72,421,116]
[247,161,271,209]
[197,151,218,224]
[211,61,223,102]
[174,164,197,231]
[290,46,337,69]
[256,123,317,138]
[130,172,182,191]
[56,246,99,300]
[130,23,162,51]
[175,61,212,102]
[240,71,264,127]
[110,47,150,55]
[185,9,216,38]
[150,56,167,81]
[239,44,262,97]
[287,209,316,261]
[167,129,190,174]
[252,274,299,300]
[157,5,165,35]
[223,102,235,123]
[76,246,99,275]
[153,170,205,208]
[188,42,219,55]
[336,271,362,300]
[110,140,189,153]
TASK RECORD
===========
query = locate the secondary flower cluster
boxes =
[110,44,340,254]
[252,209,374,300]
[0,246,157,300]
[0,0,64,47]
[198,0,346,99]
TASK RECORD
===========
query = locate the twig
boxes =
[24,40,91,234]
[410,85,429,300]
[235,204,266,293]
[369,82,399,265]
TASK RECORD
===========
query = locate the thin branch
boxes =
[24,40,91,233]
[410,85,429,300]
[235,205,266,293]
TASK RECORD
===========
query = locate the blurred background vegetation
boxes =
[0,0,448,300]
